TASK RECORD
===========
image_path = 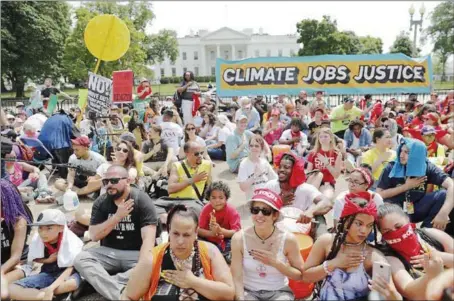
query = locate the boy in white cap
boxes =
[8,209,83,300]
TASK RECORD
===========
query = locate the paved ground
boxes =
[26,161,347,300]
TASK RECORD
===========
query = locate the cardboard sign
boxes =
[216,53,433,96]
[87,72,112,116]
[113,70,133,103]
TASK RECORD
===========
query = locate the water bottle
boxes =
[63,190,80,211]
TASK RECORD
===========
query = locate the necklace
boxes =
[254,226,276,244]
[170,247,195,271]
[343,241,365,247]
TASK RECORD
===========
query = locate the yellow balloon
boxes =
[84,14,130,62]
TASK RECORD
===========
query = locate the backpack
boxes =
[18,144,34,162]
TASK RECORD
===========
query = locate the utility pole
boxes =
[409,3,426,57]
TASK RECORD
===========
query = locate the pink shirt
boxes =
[199,203,241,245]
[8,163,24,186]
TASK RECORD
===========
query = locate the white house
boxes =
[151,27,299,79]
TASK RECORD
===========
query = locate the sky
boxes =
[147,1,441,56]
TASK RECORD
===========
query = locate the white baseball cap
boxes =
[29,209,66,226]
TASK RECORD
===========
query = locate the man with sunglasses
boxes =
[54,136,106,197]
[73,165,158,300]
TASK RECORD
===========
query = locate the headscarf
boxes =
[340,191,377,220]
[389,138,427,178]
[275,152,306,188]
[351,167,374,190]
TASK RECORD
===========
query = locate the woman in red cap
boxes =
[376,203,452,300]
[230,188,305,300]
[303,193,401,301]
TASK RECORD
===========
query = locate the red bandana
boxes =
[275,152,306,189]
[44,232,63,255]
[340,192,377,220]
[352,168,373,189]
[382,223,423,263]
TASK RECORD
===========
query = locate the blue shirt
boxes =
[38,113,74,150]
[226,129,254,172]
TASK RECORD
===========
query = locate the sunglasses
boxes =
[115,147,128,153]
[193,152,203,157]
[186,127,196,131]
[250,206,273,216]
[102,177,127,186]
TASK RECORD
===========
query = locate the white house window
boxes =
[278,49,283,56]
[266,49,271,56]
[160,68,165,77]
[290,49,295,56]
[210,51,215,60]
[194,51,198,60]
[171,68,176,77]
[238,50,243,59]
[183,67,187,74]
[194,67,199,76]
[255,50,260,57]
[224,50,229,59]
[182,52,187,60]
[211,67,216,76]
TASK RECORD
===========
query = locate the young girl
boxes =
[198,181,241,263]
[263,109,284,146]
[306,128,342,199]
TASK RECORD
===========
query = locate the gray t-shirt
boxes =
[68,150,107,186]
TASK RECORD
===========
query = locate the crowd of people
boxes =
[0,73,453,301]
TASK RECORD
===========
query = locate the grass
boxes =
[1,81,452,99]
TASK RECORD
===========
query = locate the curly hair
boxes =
[348,119,364,131]
[204,181,231,200]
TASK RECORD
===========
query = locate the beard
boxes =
[105,189,124,202]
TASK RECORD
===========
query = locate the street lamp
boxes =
[409,3,425,56]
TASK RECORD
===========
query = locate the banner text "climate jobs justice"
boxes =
[222,65,426,86]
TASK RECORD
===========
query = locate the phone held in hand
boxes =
[372,261,391,283]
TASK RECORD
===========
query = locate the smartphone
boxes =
[372,261,391,283]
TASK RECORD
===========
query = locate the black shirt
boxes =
[40,242,64,274]
[308,121,323,136]
[41,87,60,98]
[1,213,32,264]
[90,187,158,250]
[142,140,168,162]
[377,161,448,206]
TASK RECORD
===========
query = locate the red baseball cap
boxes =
[71,136,91,147]
[248,188,283,212]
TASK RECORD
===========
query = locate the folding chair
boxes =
[19,137,59,182]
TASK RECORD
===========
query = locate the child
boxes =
[198,181,241,263]
[9,209,84,300]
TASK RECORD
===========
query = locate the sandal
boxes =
[35,190,56,204]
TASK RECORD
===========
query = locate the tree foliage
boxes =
[147,29,179,64]
[425,1,454,81]
[1,1,71,97]
[296,16,383,56]
[389,31,415,57]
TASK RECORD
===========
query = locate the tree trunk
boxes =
[441,54,448,83]
[15,76,25,98]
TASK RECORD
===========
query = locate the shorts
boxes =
[14,271,81,290]
[16,263,33,277]
[244,286,294,301]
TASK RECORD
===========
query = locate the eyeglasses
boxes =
[115,147,128,153]
[271,115,279,117]
[250,206,273,216]
[249,144,261,148]
[193,152,203,157]
[346,178,366,186]
[102,177,127,186]
[186,127,196,131]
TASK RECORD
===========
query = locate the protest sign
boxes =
[78,89,88,109]
[87,72,112,116]
[216,53,433,96]
[47,95,58,115]
[112,70,133,103]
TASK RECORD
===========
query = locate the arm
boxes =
[308,195,334,217]
[273,234,304,280]
[230,232,245,300]
[229,141,246,160]
[18,162,39,174]
[423,228,454,268]
[438,177,454,219]
[89,214,122,242]
[167,164,191,194]
[302,233,332,283]
[47,267,74,292]
[66,168,76,190]
[325,152,342,179]
[262,123,273,136]
[140,225,157,258]
[0,218,27,274]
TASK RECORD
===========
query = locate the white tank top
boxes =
[242,229,289,291]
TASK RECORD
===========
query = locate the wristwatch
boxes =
[188,178,194,185]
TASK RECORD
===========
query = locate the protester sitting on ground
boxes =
[235,97,261,133]
[193,104,208,130]
[199,113,219,144]
[238,135,278,200]
[168,141,212,205]
[73,165,158,300]
[422,112,454,149]
[38,110,77,178]
[266,152,333,239]
[441,99,454,127]
[381,115,403,150]
[4,148,53,203]
[309,91,328,117]
[308,108,325,138]
[279,117,309,157]
[360,128,396,184]
[144,98,161,126]
[226,114,254,173]
[1,179,33,283]
[202,94,216,113]
[121,205,235,300]
[343,120,372,171]
[230,189,305,301]
[306,128,343,200]
[263,108,284,146]
[206,115,232,161]
[330,97,371,139]
[119,132,145,177]
[421,125,448,169]
[20,122,39,140]
[159,109,184,159]
[376,138,454,236]
[333,167,383,229]
[54,136,106,197]
[126,114,147,151]
[377,203,452,299]
[9,209,83,301]
[94,141,138,194]
[303,194,402,301]
[179,123,210,162]
[198,181,241,262]
[406,104,436,131]
[141,125,173,177]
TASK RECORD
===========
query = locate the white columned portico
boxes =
[231,44,236,60]
[200,45,206,75]
[216,44,221,59]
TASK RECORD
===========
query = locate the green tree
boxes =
[147,29,179,64]
[425,1,454,81]
[1,1,71,97]
[390,31,415,57]
[359,36,383,54]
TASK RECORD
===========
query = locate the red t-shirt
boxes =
[199,203,241,245]
[137,85,152,100]
[307,149,339,184]
[404,124,448,142]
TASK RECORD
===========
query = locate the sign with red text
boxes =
[112,70,134,103]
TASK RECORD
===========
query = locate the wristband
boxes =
[323,261,333,275]
[188,178,194,185]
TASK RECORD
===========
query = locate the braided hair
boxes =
[167,205,202,277]
[1,179,32,229]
